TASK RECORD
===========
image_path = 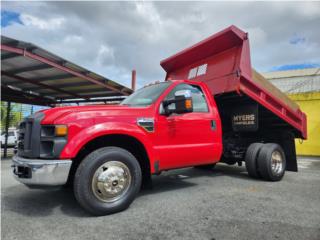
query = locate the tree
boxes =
[1,102,23,131]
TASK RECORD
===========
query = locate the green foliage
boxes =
[1,102,24,131]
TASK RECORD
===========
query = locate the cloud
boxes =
[97,44,115,65]
[20,14,65,30]
[1,1,320,88]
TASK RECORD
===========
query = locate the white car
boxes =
[1,129,18,147]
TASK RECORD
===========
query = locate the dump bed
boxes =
[160,25,307,139]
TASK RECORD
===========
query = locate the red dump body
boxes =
[161,25,307,139]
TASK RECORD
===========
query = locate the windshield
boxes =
[121,82,171,106]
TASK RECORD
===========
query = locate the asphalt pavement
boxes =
[1,157,320,240]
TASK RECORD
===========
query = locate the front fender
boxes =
[59,122,154,161]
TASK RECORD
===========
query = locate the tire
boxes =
[257,143,286,181]
[74,147,142,216]
[245,143,264,179]
[194,163,216,170]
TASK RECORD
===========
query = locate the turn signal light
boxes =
[55,125,68,136]
[185,99,192,109]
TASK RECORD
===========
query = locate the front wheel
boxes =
[74,147,142,216]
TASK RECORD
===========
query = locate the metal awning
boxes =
[1,35,133,106]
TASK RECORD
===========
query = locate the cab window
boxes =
[121,82,171,107]
[164,84,208,112]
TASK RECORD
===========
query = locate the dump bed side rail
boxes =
[239,73,307,138]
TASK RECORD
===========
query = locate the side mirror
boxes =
[162,90,193,115]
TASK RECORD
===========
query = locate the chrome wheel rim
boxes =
[91,161,131,203]
[271,151,283,175]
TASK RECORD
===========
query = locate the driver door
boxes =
[155,83,219,170]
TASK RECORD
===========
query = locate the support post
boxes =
[3,101,11,158]
[131,70,136,91]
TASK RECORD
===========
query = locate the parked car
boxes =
[1,129,18,147]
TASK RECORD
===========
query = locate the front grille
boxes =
[18,121,34,151]
[18,122,25,150]
[25,121,33,150]
[17,112,44,158]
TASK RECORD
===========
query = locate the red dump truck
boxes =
[12,26,307,215]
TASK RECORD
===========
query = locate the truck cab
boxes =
[122,80,223,171]
[12,26,307,216]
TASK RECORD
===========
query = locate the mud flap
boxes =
[281,132,298,172]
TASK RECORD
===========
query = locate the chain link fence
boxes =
[1,101,43,158]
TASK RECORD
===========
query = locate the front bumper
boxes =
[12,155,72,188]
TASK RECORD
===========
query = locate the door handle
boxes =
[211,120,216,131]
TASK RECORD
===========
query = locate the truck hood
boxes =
[40,105,152,124]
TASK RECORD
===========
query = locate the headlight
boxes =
[40,125,68,158]
[41,125,68,137]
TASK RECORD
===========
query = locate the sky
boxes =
[1,1,320,88]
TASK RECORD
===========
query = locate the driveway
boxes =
[1,157,320,240]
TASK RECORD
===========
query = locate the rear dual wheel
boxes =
[245,143,263,178]
[245,143,286,181]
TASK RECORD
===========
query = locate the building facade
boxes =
[263,68,320,156]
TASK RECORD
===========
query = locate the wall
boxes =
[289,92,320,156]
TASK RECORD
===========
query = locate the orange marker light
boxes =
[55,125,68,136]
[185,99,192,109]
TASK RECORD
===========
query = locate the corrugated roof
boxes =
[1,35,133,106]
[263,68,320,79]
[262,68,320,94]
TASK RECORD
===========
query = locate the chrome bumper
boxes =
[12,155,72,188]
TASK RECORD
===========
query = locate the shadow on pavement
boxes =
[3,163,252,217]
[2,187,90,217]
